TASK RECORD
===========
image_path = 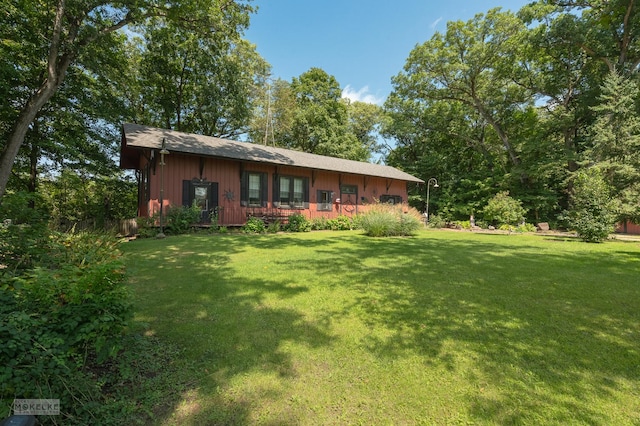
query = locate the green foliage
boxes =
[242,216,266,233]
[40,171,137,231]
[454,220,472,230]
[482,191,527,226]
[251,68,374,161]
[267,221,282,233]
[565,168,618,243]
[310,216,330,230]
[0,232,131,420]
[426,214,446,229]
[165,203,201,235]
[516,223,537,233]
[0,0,255,199]
[132,22,267,138]
[285,213,311,232]
[327,215,354,231]
[588,71,640,223]
[359,204,422,237]
[0,192,52,273]
[135,215,158,239]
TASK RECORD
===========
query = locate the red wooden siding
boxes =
[140,152,413,226]
[617,221,640,235]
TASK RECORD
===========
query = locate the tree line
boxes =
[1,0,638,234]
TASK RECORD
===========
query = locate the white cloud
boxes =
[341,85,384,105]
[430,17,443,30]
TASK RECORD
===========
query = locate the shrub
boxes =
[286,213,311,232]
[267,221,282,233]
[327,215,354,230]
[483,191,527,226]
[135,215,158,238]
[165,203,201,234]
[454,220,472,230]
[359,203,422,237]
[242,217,266,233]
[426,214,446,229]
[516,223,537,233]
[0,192,52,273]
[564,168,617,242]
[0,231,131,420]
[311,216,330,230]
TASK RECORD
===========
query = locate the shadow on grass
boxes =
[122,234,334,424]
[304,233,640,424]
[122,232,640,425]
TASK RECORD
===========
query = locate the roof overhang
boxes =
[120,123,424,184]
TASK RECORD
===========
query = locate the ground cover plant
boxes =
[121,230,640,425]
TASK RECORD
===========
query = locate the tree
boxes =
[131,22,269,138]
[249,68,378,161]
[287,68,364,160]
[385,8,536,217]
[540,0,640,75]
[0,0,253,200]
[346,101,386,162]
[565,168,618,242]
[588,70,640,222]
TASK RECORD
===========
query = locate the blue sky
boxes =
[244,0,532,104]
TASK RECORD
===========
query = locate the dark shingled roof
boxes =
[121,123,423,183]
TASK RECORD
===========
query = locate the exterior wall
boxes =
[616,221,640,235]
[139,151,412,226]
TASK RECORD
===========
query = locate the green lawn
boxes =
[121,230,640,425]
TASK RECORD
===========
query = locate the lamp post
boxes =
[425,177,439,224]
[157,138,170,239]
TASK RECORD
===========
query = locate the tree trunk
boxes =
[0,0,71,201]
[0,83,60,199]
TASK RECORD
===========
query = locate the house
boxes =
[119,123,424,226]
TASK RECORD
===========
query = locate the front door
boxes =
[339,185,358,215]
[183,180,218,223]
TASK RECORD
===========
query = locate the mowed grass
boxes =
[121,230,640,425]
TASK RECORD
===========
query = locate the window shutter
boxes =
[303,178,310,209]
[240,171,248,207]
[182,180,191,207]
[273,174,280,207]
[210,182,218,209]
[261,172,268,207]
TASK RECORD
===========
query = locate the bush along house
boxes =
[119,123,424,226]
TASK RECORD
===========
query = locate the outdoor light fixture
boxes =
[425,177,439,224]
[157,138,170,238]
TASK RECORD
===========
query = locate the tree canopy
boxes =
[385,1,640,226]
[0,0,254,199]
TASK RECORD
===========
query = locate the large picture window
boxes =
[274,175,309,208]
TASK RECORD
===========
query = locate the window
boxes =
[274,175,309,208]
[317,190,333,211]
[249,174,261,205]
[380,194,402,204]
[241,172,267,207]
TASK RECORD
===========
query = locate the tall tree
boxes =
[286,68,364,160]
[541,0,640,74]
[0,0,253,200]
[250,68,376,161]
[588,70,640,221]
[346,101,386,162]
[131,21,268,138]
[385,8,538,216]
